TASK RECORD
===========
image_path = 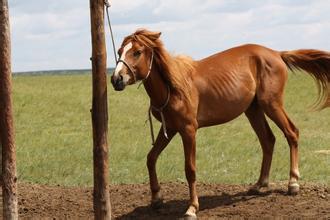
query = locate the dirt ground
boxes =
[1,181,329,219]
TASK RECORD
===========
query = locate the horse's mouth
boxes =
[113,84,125,91]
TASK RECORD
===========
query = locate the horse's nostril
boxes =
[111,74,125,91]
[116,76,123,86]
[111,74,123,86]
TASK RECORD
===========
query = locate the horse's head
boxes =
[111,30,161,91]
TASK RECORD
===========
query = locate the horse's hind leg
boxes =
[147,126,176,208]
[260,102,300,195]
[256,59,300,194]
[245,99,276,192]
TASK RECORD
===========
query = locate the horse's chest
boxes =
[151,108,188,131]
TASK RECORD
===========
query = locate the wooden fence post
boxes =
[89,0,111,219]
[0,0,18,219]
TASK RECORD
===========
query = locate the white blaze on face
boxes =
[113,42,133,78]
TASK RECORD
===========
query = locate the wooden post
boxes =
[0,0,18,219]
[89,0,111,219]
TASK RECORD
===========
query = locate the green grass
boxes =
[13,72,330,186]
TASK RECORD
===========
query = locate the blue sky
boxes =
[9,0,330,72]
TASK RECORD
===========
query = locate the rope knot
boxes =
[104,0,111,7]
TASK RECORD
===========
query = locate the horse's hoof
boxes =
[247,186,261,195]
[288,182,299,195]
[247,181,269,194]
[247,183,265,195]
[184,213,197,220]
[150,198,163,209]
[184,206,197,220]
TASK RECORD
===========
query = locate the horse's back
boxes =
[198,43,282,65]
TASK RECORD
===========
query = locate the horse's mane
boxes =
[122,29,195,102]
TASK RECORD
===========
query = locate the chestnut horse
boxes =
[111,29,330,218]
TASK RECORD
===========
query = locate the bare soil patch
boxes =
[1,182,328,219]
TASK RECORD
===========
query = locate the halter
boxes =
[116,50,154,84]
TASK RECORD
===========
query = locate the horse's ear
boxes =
[150,31,161,41]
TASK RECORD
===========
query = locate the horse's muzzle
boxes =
[111,74,125,91]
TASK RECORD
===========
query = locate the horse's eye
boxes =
[133,50,142,58]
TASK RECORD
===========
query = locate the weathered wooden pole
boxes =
[89,0,111,219]
[0,0,18,219]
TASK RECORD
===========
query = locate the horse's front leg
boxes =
[147,126,176,208]
[180,125,199,219]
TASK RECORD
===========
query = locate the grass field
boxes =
[13,71,329,186]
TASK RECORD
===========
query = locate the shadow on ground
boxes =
[117,188,278,219]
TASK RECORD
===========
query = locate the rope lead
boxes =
[148,85,171,145]
[104,0,118,63]
[103,1,170,147]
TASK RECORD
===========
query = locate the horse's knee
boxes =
[147,151,157,170]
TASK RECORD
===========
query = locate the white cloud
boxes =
[113,0,151,12]
[10,1,91,71]
[8,0,330,72]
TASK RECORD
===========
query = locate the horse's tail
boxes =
[281,49,330,109]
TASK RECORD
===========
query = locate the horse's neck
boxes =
[143,68,169,108]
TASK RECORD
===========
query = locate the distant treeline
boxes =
[13,68,115,76]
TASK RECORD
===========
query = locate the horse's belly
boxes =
[197,99,250,127]
[196,84,256,127]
